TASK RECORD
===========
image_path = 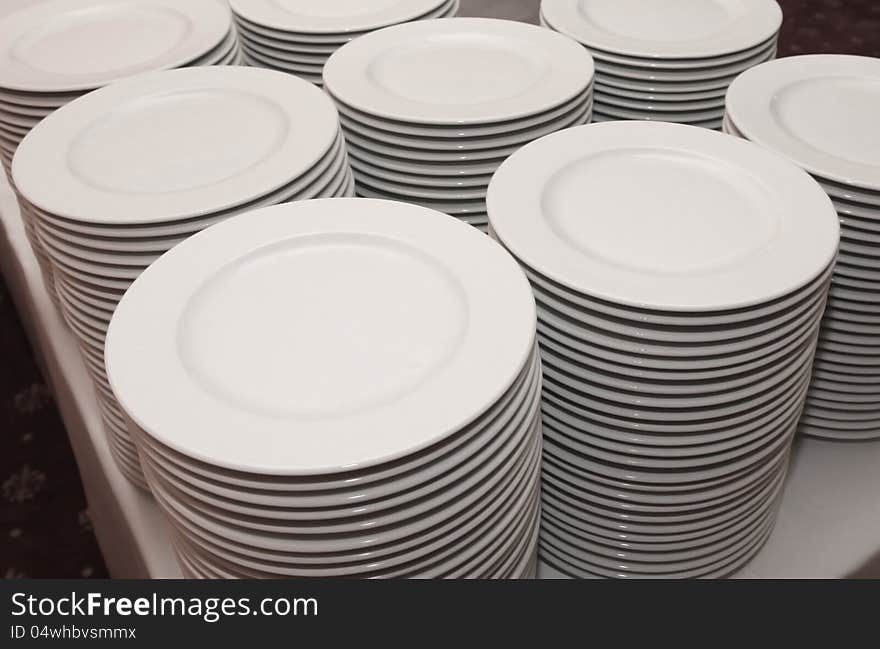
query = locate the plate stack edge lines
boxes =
[539,0,782,129]
[11,66,352,490]
[0,0,243,305]
[104,198,543,578]
[230,0,459,86]
[322,17,595,230]
[487,120,840,578]
[724,54,880,441]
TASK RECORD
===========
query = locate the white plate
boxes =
[134,356,539,504]
[239,36,331,64]
[541,357,811,425]
[593,44,776,82]
[530,268,828,343]
[803,402,880,421]
[536,290,825,358]
[819,179,880,207]
[230,0,450,34]
[353,184,486,214]
[584,34,778,70]
[158,462,540,578]
[37,161,355,275]
[539,465,784,543]
[540,451,787,522]
[352,169,486,201]
[131,351,539,495]
[592,101,724,122]
[543,436,788,502]
[540,342,815,410]
[800,424,880,441]
[544,387,806,459]
[29,135,350,237]
[538,286,825,360]
[594,91,725,112]
[725,54,880,190]
[233,19,350,48]
[141,406,539,533]
[521,256,835,328]
[331,84,593,138]
[0,0,230,93]
[542,364,809,437]
[596,69,741,93]
[537,308,821,377]
[488,121,839,311]
[540,0,782,59]
[595,80,727,101]
[542,401,797,472]
[539,508,774,577]
[34,145,351,260]
[541,497,774,564]
[145,431,541,558]
[13,67,339,224]
[350,158,492,188]
[241,48,323,74]
[345,140,504,175]
[540,480,777,549]
[323,18,593,125]
[338,97,593,151]
[343,127,524,162]
[178,482,540,579]
[106,198,536,475]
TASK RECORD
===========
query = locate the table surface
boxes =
[2,171,879,579]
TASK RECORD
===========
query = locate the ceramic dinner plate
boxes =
[540,0,782,59]
[105,198,536,475]
[13,67,339,224]
[230,0,451,35]
[488,121,839,312]
[0,0,230,93]
[724,54,880,441]
[324,18,593,125]
[725,55,880,190]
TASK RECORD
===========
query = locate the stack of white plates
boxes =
[12,67,351,489]
[539,0,781,129]
[0,0,241,303]
[230,0,458,85]
[488,121,840,578]
[104,198,542,578]
[725,55,880,441]
[323,18,594,230]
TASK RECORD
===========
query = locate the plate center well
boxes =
[771,76,880,169]
[541,147,778,274]
[66,89,289,194]
[576,0,737,42]
[176,233,469,419]
[10,4,192,77]
[366,34,549,106]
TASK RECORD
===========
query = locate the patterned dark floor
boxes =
[0,0,877,579]
[0,275,108,578]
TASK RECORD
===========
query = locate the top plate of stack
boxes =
[104,198,542,578]
[724,54,880,441]
[539,0,782,128]
[323,17,594,229]
[231,0,459,85]
[487,121,840,577]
